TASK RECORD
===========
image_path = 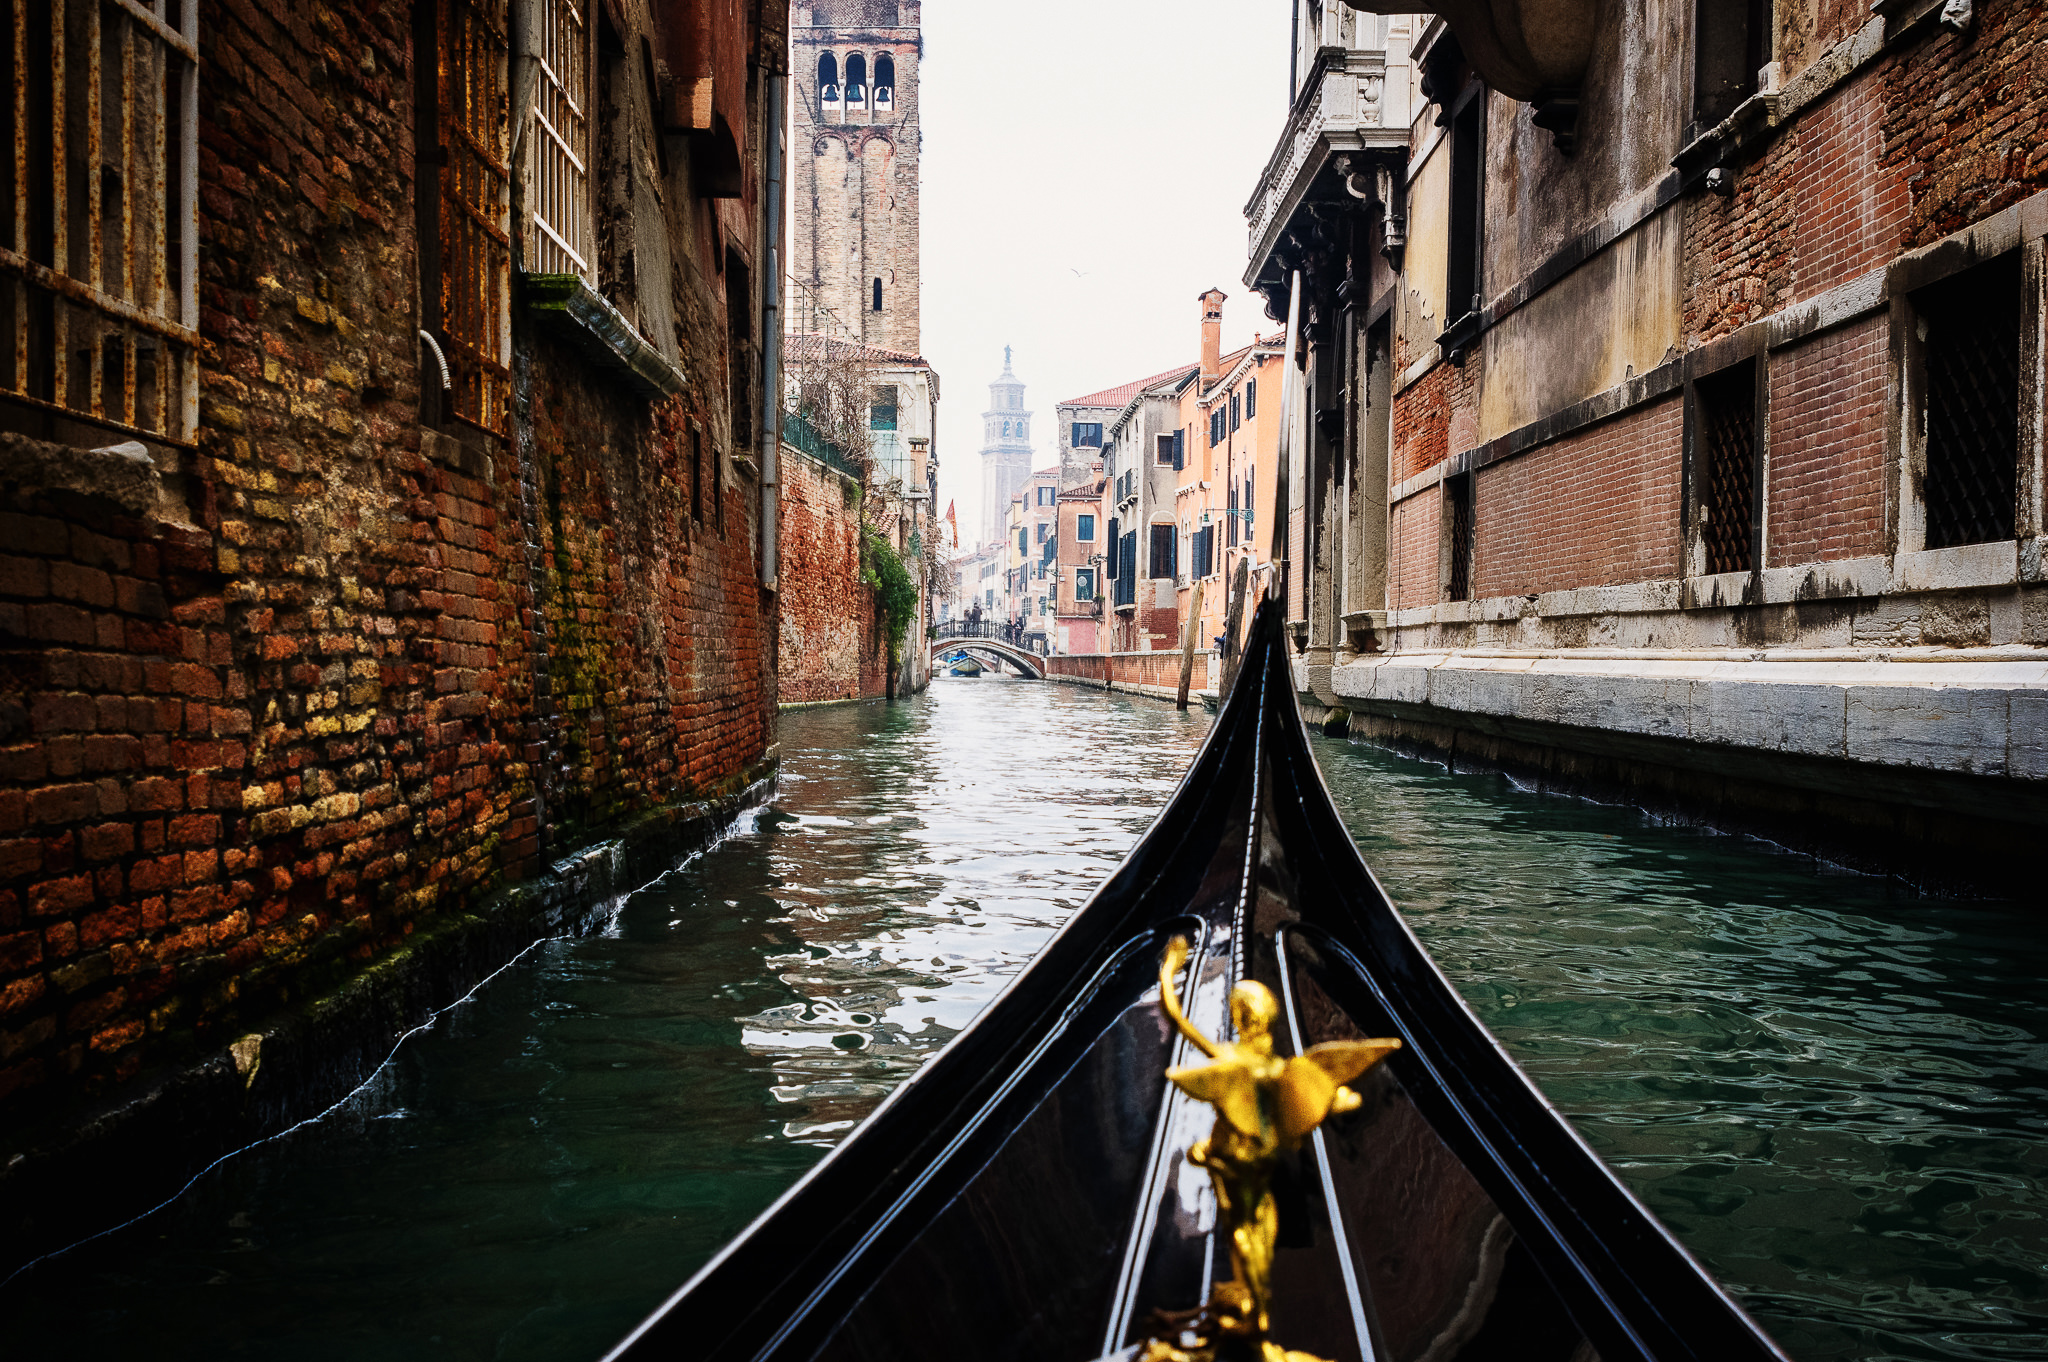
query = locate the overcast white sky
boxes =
[910,0,1293,543]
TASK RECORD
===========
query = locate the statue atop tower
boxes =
[789,3,923,353]
[980,348,1033,546]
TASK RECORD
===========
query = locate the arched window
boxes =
[875,54,896,109]
[872,277,884,311]
[845,53,867,107]
[818,52,839,102]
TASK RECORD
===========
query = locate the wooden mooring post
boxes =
[1218,558,1250,699]
[1176,579,1206,710]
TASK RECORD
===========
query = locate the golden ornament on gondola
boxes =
[1140,935,1401,1362]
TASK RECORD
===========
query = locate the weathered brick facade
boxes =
[1243,0,2048,887]
[0,0,786,1210]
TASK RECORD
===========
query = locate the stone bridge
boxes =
[929,636,1045,679]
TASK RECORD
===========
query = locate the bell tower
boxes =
[980,347,1033,545]
[789,3,922,353]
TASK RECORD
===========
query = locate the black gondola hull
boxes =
[608,600,1786,1362]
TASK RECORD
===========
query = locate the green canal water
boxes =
[5,677,2043,1360]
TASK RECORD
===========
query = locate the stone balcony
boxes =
[1244,45,1410,294]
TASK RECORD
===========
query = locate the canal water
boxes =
[6,677,2043,1361]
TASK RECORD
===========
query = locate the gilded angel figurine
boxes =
[1141,935,1402,1362]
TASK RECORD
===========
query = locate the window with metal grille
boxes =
[1444,472,1474,602]
[0,0,199,442]
[527,0,590,279]
[1918,253,2020,550]
[1149,523,1176,578]
[439,0,512,434]
[1693,358,1756,576]
[1446,88,1485,323]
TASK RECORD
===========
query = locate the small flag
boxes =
[943,499,959,549]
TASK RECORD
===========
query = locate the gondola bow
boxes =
[605,599,1788,1362]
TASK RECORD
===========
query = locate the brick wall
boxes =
[1043,651,1193,691]
[778,449,887,703]
[0,0,775,1121]
[1393,362,1455,484]
[1473,398,1684,599]
[1886,5,2048,246]
[1766,315,1891,565]
[1387,485,1442,611]
[1790,76,1912,299]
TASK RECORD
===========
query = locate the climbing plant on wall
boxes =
[861,525,919,668]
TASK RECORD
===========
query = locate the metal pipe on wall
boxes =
[758,72,785,590]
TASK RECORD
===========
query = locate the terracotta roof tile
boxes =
[1058,363,1198,411]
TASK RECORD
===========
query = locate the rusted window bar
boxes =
[2,0,197,442]
[528,0,590,278]
[439,0,511,434]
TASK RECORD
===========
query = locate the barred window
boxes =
[1692,358,1757,576]
[0,0,199,442]
[526,0,591,279]
[438,0,512,434]
[1917,253,2021,550]
[1444,472,1474,602]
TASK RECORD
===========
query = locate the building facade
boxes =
[1052,476,1107,655]
[1101,367,1199,653]
[1004,469,1061,650]
[1173,297,1286,667]
[789,1,922,352]
[1246,0,2046,888]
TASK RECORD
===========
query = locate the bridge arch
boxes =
[928,637,1045,679]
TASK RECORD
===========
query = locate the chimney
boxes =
[1199,288,1226,385]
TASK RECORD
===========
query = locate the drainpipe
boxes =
[758,73,786,591]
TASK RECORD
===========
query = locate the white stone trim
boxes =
[1890,542,2020,593]
[1756,556,1891,603]
[1330,648,2048,779]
